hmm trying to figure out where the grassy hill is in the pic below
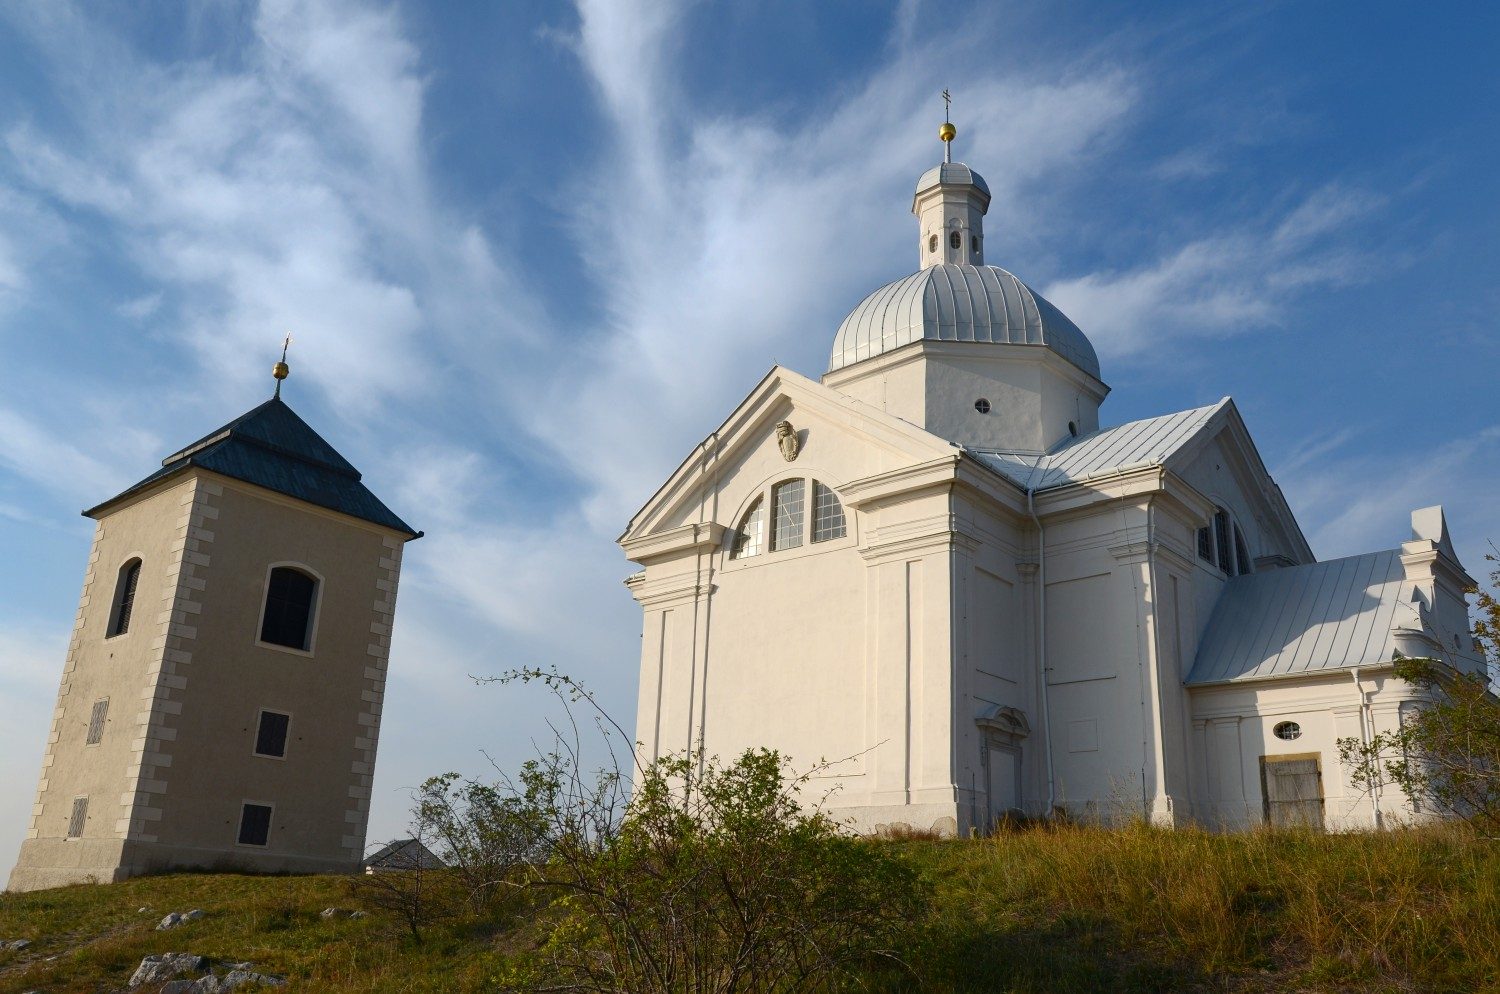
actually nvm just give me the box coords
[1,821,1496,993]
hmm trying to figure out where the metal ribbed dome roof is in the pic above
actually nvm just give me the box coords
[915,162,991,199]
[828,264,1101,378]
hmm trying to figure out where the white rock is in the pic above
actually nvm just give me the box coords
[128,952,210,988]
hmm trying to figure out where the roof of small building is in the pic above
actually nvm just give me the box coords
[364,838,445,870]
[969,399,1227,492]
[1186,550,1405,686]
[84,397,418,537]
[828,264,1100,378]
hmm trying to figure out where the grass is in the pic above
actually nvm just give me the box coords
[1,822,1495,993]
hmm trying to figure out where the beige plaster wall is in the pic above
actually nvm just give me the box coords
[9,478,194,891]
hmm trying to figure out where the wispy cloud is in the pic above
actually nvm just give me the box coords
[1044,183,1388,360]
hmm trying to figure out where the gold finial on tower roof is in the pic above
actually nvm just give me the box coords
[939,89,955,162]
[273,334,292,398]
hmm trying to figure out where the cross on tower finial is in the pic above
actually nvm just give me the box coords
[939,89,956,163]
[273,334,292,398]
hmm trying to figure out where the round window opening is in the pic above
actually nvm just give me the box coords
[928,234,938,253]
[971,235,980,253]
[1068,421,1078,437]
[949,231,962,250]
[974,398,991,414]
[1273,721,1302,741]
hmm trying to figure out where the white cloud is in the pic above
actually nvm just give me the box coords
[1277,424,1500,571]
[1043,183,1387,360]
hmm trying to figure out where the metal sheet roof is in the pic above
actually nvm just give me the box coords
[829,264,1100,378]
[1186,550,1404,685]
[914,162,992,199]
[970,399,1226,492]
[86,397,418,537]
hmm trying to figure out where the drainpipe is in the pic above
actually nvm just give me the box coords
[1351,666,1381,829]
[1026,481,1057,817]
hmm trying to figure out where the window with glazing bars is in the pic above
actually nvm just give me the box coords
[730,498,764,559]
[108,559,141,637]
[811,482,846,542]
[86,698,109,745]
[67,796,88,838]
[1196,527,1213,563]
[771,479,805,551]
[1213,510,1232,574]
[1233,524,1251,576]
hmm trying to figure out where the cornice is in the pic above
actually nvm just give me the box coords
[839,455,963,510]
[630,568,716,608]
[621,521,727,564]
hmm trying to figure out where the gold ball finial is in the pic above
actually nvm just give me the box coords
[272,334,292,398]
[939,121,956,143]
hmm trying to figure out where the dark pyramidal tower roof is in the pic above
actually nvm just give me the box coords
[86,397,418,537]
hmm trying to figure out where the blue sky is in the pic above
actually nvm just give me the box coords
[1,0,1496,864]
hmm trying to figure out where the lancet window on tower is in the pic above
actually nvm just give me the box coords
[107,558,142,638]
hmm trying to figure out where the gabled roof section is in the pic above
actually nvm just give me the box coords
[85,397,418,538]
[969,400,1228,492]
[622,365,957,544]
[1186,550,1404,685]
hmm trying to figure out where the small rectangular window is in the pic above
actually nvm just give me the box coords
[1196,526,1213,563]
[238,803,272,846]
[770,479,805,551]
[86,698,110,745]
[68,796,89,838]
[254,710,290,758]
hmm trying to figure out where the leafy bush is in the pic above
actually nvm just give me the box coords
[519,748,927,993]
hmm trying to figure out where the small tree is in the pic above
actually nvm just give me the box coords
[526,748,927,994]
[417,769,553,913]
[1339,552,1500,830]
[352,796,452,942]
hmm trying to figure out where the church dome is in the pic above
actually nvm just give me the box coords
[828,263,1101,378]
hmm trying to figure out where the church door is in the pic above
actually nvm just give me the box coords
[986,744,1020,829]
[1260,755,1324,829]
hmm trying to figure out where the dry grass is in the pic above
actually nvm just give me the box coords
[890,819,1500,993]
[0,822,1495,993]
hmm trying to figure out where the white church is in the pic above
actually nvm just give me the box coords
[619,121,1486,835]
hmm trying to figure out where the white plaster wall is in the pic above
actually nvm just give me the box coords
[1189,670,1427,830]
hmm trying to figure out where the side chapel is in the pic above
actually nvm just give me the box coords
[619,119,1485,835]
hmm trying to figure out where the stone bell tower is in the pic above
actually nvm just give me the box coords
[8,355,420,892]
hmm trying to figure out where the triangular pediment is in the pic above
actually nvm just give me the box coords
[620,365,957,548]
[1165,399,1313,565]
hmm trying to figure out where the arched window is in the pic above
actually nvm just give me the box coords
[1198,508,1251,576]
[811,481,846,542]
[1234,524,1252,576]
[260,566,318,651]
[107,558,142,638]
[770,479,805,551]
[730,497,765,560]
[948,230,962,250]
